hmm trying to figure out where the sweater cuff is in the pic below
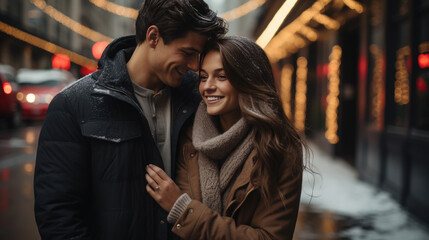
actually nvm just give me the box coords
[167,193,192,223]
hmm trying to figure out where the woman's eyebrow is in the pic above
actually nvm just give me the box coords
[199,68,224,73]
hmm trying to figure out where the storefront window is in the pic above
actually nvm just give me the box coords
[390,20,411,127]
[367,44,385,129]
[365,0,386,131]
[415,10,429,130]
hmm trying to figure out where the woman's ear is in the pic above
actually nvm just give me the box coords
[146,25,160,48]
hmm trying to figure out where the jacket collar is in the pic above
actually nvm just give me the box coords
[92,35,136,96]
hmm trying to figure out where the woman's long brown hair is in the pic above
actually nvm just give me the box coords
[201,36,306,203]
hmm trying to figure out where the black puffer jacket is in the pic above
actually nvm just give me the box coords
[34,36,201,240]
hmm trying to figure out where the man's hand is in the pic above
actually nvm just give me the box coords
[145,164,183,212]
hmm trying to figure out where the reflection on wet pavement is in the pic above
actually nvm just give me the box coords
[294,144,429,240]
[294,204,429,240]
[294,204,380,240]
[0,162,39,240]
[0,124,41,240]
[0,124,41,159]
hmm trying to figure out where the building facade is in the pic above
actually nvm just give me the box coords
[0,0,138,77]
[254,0,429,225]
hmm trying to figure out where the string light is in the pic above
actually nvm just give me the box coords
[325,45,342,144]
[89,0,267,22]
[0,21,97,67]
[297,24,318,42]
[262,0,364,63]
[88,0,138,19]
[30,0,113,42]
[313,13,340,30]
[369,44,384,129]
[280,64,294,119]
[295,57,308,132]
[343,0,364,13]
[256,0,299,48]
[263,0,332,62]
[220,0,266,22]
[394,46,411,105]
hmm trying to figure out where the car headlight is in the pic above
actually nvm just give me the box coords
[26,93,36,103]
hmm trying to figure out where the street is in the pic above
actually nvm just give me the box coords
[0,121,40,240]
[0,122,428,240]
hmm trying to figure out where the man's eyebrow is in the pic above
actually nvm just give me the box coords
[181,47,200,53]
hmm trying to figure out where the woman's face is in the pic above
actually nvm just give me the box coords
[199,51,240,119]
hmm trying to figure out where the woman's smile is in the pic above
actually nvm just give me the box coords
[206,96,224,104]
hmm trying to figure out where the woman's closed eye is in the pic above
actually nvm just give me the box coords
[199,75,208,82]
[217,75,227,80]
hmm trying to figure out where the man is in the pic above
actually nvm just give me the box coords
[34,0,227,239]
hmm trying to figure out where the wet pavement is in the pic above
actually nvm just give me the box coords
[0,122,428,239]
[294,144,429,240]
[0,122,40,240]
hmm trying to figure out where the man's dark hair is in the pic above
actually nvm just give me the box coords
[135,0,227,44]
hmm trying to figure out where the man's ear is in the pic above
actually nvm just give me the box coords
[146,25,160,48]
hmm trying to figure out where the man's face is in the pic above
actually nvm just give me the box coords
[151,31,208,88]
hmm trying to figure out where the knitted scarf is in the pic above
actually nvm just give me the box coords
[192,103,254,213]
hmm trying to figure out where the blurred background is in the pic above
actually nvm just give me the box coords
[0,0,429,239]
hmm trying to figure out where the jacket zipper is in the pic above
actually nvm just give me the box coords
[230,187,256,219]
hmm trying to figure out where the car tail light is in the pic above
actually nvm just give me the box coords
[2,82,12,94]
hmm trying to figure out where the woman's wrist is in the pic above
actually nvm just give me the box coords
[167,193,192,223]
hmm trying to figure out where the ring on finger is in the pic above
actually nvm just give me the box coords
[155,185,160,191]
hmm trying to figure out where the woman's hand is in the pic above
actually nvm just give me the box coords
[145,164,183,212]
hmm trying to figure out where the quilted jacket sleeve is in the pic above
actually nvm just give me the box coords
[34,91,92,240]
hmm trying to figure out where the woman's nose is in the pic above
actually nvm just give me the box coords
[202,78,216,91]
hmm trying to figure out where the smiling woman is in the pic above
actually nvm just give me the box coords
[146,36,307,240]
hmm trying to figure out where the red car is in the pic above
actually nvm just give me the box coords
[17,69,75,121]
[0,64,21,127]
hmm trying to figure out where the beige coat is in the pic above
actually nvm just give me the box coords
[172,127,303,240]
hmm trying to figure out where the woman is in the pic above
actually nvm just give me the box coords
[145,36,305,239]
